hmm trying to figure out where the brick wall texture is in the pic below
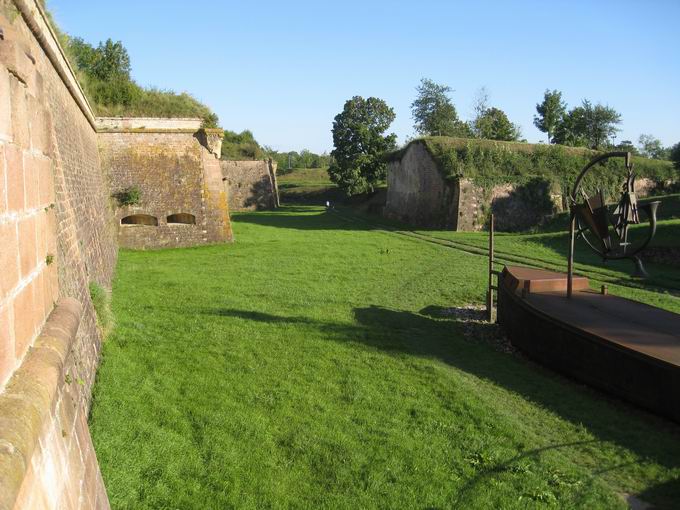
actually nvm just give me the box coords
[99,128,233,249]
[1,1,116,508]
[221,159,279,211]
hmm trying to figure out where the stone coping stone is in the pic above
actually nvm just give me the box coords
[0,297,81,510]
[95,117,203,131]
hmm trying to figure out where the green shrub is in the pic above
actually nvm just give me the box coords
[113,186,141,207]
[89,282,114,339]
[221,130,266,160]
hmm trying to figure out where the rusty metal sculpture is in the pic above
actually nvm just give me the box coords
[567,151,660,297]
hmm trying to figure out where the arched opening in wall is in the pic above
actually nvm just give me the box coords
[121,214,159,226]
[167,213,196,225]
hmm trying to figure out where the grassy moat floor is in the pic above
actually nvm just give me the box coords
[90,205,680,509]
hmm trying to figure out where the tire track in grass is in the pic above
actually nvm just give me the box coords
[330,208,680,306]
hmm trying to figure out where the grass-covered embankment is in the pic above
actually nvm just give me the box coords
[90,206,680,509]
[388,137,677,198]
[277,167,341,203]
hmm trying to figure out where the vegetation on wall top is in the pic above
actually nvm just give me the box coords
[388,136,677,198]
[63,36,218,127]
[220,130,333,170]
[40,2,218,127]
[221,130,267,160]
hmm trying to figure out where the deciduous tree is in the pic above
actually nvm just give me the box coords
[670,142,680,170]
[329,96,397,195]
[411,78,468,137]
[582,100,621,149]
[533,89,566,143]
[638,134,669,160]
[474,107,521,141]
[554,100,621,149]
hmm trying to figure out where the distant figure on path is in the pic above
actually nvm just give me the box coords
[326,200,331,209]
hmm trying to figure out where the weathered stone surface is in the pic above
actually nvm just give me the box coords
[0,144,7,214]
[5,142,24,211]
[384,142,459,229]
[95,116,201,131]
[0,304,15,384]
[0,220,20,296]
[99,124,233,249]
[1,1,114,507]
[221,159,279,210]
[384,142,560,231]
[17,214,36,278]
[0,65,11,141]
[0,298,110,510]
[384,141,662,232]
[8,73,30,149]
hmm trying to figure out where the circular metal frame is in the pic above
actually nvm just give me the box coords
[567,151,660,296]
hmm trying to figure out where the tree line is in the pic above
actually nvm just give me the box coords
[328,78,680,196]
[533,89,675,158]
[220,130,332,169]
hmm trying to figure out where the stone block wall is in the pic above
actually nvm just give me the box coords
[0,1,116,508]
[1,299,109,510]
[384,142,460,229]
[385,142,565,232]
[221,159,279,210]
[98,119,232,250]
[385,141,661,232]
[456,179,564,232]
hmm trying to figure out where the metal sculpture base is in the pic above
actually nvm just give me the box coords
[498,265,680,423]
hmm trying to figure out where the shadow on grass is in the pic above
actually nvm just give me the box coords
[201,304,680,505]
[233,208,680,300]
[638,478,680,508]
[233,208,375,232]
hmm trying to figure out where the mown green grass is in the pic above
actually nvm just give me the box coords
[277,167,341,204]
[90,206,680,509]
[403,218,680,313]
[277,167,333,187]
[534,193,680,236]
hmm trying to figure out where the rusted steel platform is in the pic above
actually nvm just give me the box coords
[498,265,680,423]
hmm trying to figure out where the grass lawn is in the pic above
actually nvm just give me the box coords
[90,206,680,509]
[403,220,680,313]
[277,167,340,203]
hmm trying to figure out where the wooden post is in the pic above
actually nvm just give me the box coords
[487,214,495,322]
[521,280,530,299]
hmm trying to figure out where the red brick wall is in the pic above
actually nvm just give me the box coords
[1,3,59,389]
[0,1,116,508]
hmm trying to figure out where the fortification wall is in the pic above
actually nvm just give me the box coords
[0,1,115,508]
[384,142,460,229]
[385,144,563,232]
[221,159,279,210]
[385,141,662,232]
[385,142,564,231]
[98,120,233,249]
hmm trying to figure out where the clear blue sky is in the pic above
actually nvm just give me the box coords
[48,0,679,154]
